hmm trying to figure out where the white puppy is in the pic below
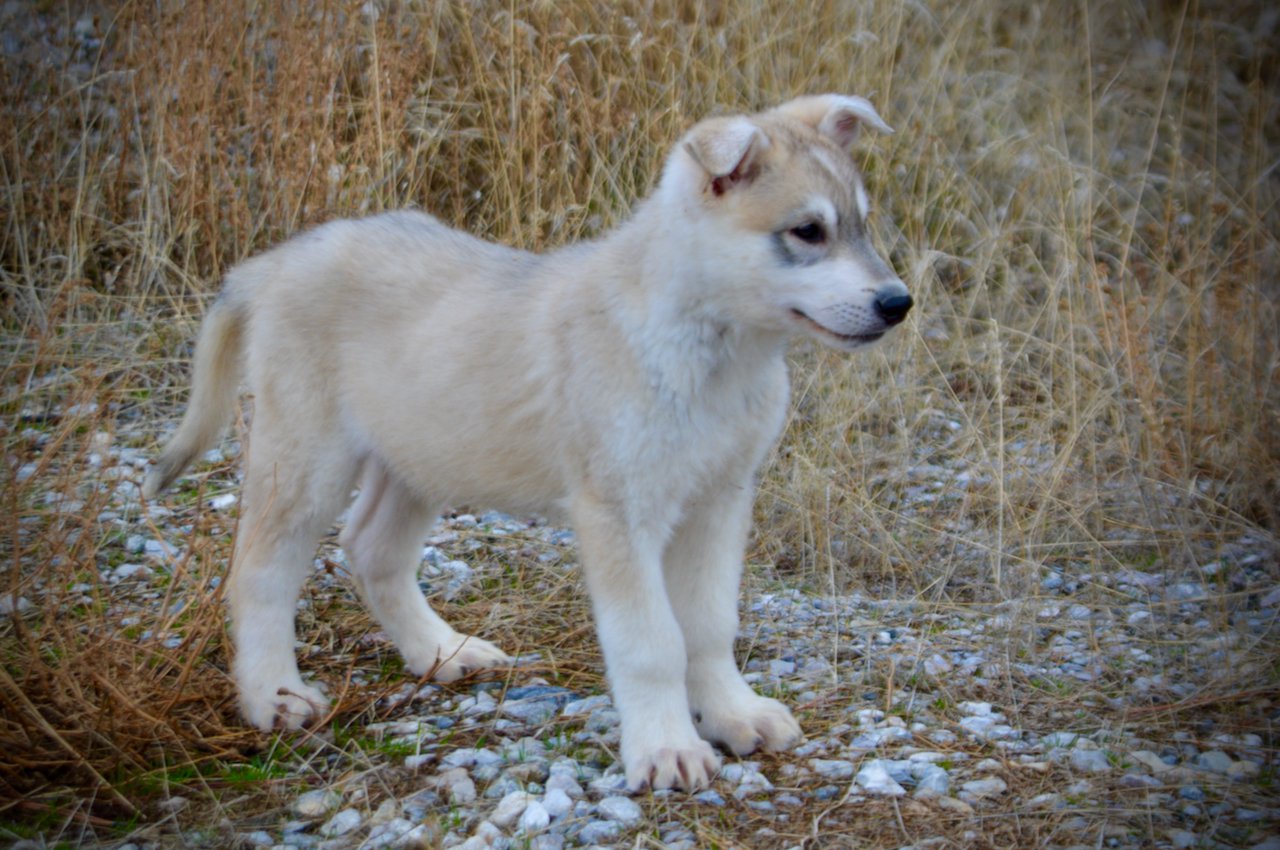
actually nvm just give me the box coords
[146,94,912,791]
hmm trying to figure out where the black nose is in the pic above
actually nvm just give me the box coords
[874,293,913,326]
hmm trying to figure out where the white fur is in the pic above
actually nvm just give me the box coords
[146,94,909,792]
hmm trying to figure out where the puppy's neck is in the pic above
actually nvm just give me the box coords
[603,199,786,401]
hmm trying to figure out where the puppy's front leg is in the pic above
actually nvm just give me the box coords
[666,483,802,756]
[571,490,721,792]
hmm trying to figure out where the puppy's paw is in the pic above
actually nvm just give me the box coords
[413,632,512,682]
[624,738,722,792]
[694,694,801,756]
[241,678,329,731]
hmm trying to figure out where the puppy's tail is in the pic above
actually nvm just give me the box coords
[144,293,247,499]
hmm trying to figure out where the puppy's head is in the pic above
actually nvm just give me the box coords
[662,94,911,350]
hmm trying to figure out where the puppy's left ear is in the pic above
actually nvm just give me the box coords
[771,94,893,148]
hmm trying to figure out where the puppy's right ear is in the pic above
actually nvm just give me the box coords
[682,116,769,196]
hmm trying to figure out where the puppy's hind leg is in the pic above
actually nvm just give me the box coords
[341,459,512,681]
[228,419,359,731]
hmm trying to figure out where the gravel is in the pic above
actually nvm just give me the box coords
[9,411,1280,849]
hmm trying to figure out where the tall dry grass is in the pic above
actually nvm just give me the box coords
[2,0,1277,835]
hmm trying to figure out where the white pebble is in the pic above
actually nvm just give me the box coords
[960,776,1008,799]
[518,800,550,832]
[490,791,533,828]
[542,787,573,819]
[0,594,32,616]
[1069,749,1113,773]
[293,789,341,818]
[913,765,950,798]
[854,760,906,797]
[597,795,642,824]
[319,808,362,837]
[545,771,584,799]
[1195,750,1234,774]
[923,653,952,675]
[207,492,237,510]
[810,758,855,779]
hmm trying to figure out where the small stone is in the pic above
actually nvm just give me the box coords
[928,729,957,745]
[113,563,152,580]
[1127,610,1152,626]
[1168,830,1198,849]
[437,767,477,805]
[155,796,187,813]
[960,777,1008,799]
[1227,759,1261,781]
[546,772,584,799]
[587,772,629,796]
[854,708,885,727]
[854,760,906,797]
[935,796,974,815]
[810,758,855,780]
[490,790,533,828]
[1070,749,1113,773]
[578,820,622,844]
[530,835,565,850]
[923,653,952,676]
[1128,750,1173,774]
[207,492,237,510]
[543,787,573,819]
[367,818,414,847]
[501,698,561,724]
[767,658,797,678]
[513,800,548,832]
[294,789,341,818]
[913,765,950,798]
[370,798,400,826]
[1195,750,1234,774]
[0,594,32,616]
[585,707,621,733]
[441,746,502,769]
[1041,731,1080,749]
[143,538,175,559]
[694,789,726,806]
[959,715,998,737]
[597,795,642,824]
[1028,792,1062,809]
[456,821,503,850]
[320,808,363,838]
[503,761,550,784]
[562,695,611,715]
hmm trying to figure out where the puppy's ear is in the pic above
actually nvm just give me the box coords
[682,116,769,196]
[771,94,893,148]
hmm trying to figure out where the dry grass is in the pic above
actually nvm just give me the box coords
[2,0,1277,846]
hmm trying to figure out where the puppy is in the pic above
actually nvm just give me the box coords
[146,94,912,791]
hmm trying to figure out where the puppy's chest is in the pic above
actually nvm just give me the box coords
[639,368,787,474]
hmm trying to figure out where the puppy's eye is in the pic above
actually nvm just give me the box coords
[789,222,826,244]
